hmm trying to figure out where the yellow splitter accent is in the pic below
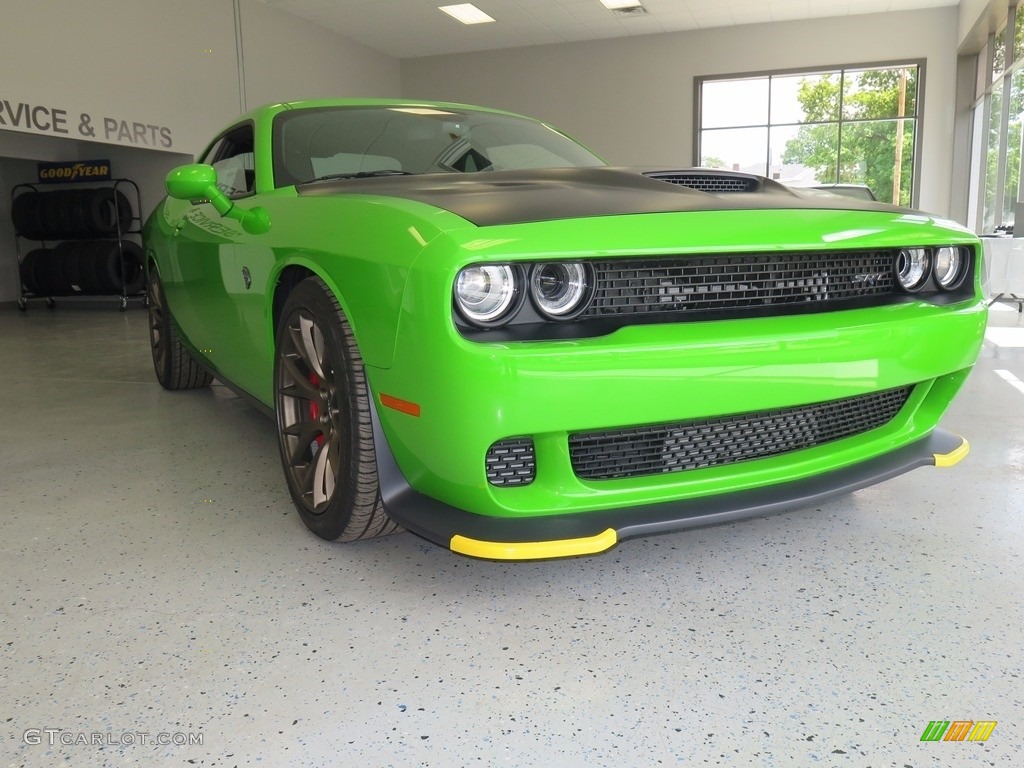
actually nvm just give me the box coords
[451,528,618,560]
[933,435,970,467]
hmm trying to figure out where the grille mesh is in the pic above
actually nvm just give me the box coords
[583,252,895,318]
[486,438,536,486]
[569,387,912,481]
[644,172,760,193]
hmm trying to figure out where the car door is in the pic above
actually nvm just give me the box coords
[165,124,261,391]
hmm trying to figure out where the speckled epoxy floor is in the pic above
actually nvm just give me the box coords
[0,302,1021,768]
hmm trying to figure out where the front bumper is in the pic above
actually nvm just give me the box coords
[366,298,984,517]
[372,399,968,560]
[354,209,985,558]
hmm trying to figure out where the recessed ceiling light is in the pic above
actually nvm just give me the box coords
[599,0,643,10]
[439,3,495,25]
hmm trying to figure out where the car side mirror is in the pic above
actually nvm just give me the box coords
[165,163,270,235]
[166,163,218,201]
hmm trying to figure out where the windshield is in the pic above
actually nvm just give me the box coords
[272,106,605,187]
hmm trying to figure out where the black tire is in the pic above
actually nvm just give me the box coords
[37,191,60,238]
[40,190,76,239]
[67,189,94,238]
[20,249,48,294]
[12,191,43,239]
[274,276,398,542]
[45,242,76,294]
[86,188,132,237]
[148,266,214,390]
[120,242,145,295]
[92,241,123,294]
[52,243,82,294]
[59,241,86,293]
[90,240,143,295]
[75,241,103,294]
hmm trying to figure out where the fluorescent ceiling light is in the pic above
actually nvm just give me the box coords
[439,4,495,24]
[599,0,643,9]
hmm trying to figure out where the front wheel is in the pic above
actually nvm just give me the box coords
[274,276,399,542]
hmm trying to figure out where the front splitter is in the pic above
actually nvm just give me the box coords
[371,403,967,560]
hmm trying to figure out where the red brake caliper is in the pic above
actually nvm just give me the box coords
[308,372,326,447]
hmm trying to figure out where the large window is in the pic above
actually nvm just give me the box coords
[968,3,1024,233]
[697,62,922,206]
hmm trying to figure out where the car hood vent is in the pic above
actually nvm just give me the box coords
[644,170,763,194]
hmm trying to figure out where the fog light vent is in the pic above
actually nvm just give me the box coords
[485,438,536,486]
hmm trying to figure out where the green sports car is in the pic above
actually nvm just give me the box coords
[143,98,986,560]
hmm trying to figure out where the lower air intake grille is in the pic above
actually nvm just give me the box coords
[569,387,912,481]
[486,438,536,486]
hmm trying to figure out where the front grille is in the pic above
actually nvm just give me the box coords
[569,387,912,481]
[486,438,536,486]
[582,251,895,318]
[644,171,761,193]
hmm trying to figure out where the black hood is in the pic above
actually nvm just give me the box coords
[297,167,904,227]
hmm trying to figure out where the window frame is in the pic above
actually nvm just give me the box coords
[694,59,926,207]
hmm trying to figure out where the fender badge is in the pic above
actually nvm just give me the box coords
[242,266,252,290]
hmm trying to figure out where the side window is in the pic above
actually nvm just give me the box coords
[208,125,256,198]
[199,138,225,166]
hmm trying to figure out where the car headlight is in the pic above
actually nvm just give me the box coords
[530,262,593,319]
[895,248,930,292]
[454,264,518,324]
[934,246,967,290]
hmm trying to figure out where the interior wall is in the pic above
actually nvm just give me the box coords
[959,0,1004,49]
[401,7,959,218]
[0,0,400,304]
[1,0,400,157]
[0,158,42,303]
[0,0,238,158]
[239,0,400,108]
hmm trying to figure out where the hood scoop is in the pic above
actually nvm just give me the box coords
[644,170,763,194]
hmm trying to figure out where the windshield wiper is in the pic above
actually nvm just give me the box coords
[311,170,415,182]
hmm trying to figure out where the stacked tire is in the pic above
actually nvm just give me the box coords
[12,188,133,239]
[19,241,145,296]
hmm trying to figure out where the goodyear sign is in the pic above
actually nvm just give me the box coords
[37,160,112,184]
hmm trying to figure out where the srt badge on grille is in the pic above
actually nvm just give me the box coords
[853,271,887,288]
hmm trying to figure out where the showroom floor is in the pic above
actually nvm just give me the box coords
[1,300,1021,768]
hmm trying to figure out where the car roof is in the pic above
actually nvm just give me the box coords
[235,98,535,125]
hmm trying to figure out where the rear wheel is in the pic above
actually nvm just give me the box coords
[274,276,398,542]
[148,266,213,390]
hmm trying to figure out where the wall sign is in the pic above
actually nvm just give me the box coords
[0,98,175,150]
[37,159,112,184]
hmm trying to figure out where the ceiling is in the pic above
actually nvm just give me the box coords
[254,0,959,59]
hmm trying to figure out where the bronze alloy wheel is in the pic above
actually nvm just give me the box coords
[148,273,168,379]
[276,308,345,514]
[147,267,212,391]
[273,276,397,541]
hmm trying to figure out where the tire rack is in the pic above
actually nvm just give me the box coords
[11,178,144,312]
